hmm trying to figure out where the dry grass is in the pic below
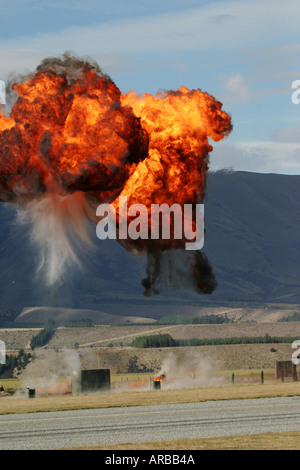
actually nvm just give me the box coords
[70,431,300,450]
[3,321,300,351]
[48,322,300,349]
[0,378,21,391]
[2,381,300,415]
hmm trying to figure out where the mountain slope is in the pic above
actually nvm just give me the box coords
[0,171,298,320]
[203,171,300,303]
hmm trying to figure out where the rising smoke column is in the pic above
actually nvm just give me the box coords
[0,53,232,294]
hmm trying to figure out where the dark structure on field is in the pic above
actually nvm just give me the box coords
[276,361,297,381]
[72,369,111,394]
[151,380,161,390]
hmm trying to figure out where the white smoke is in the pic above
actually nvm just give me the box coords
[16,192,95,285]
[154,350,224,390]
[19,348,81,393]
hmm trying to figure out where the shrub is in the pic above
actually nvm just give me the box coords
[131,334,176,348]
[0,349,31,377]
[131,333,298,348]
[30,322,56,350]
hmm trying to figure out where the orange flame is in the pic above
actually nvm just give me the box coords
[154,374,165,382]
[0,63,148,204]
[35,378,72,396]
[0,53,232,295]
[113,86,232,249]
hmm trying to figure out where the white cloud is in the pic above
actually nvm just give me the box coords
[210,140,300,175]
[271,126,300,143]
[223,73,252,103]
[0,50,46,79]
[0,0,298,57]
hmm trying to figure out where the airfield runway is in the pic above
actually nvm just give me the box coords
[1,396,300,450]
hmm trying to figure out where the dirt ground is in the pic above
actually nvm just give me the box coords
[76,342,293,374]
[1,321,299,375]
[3,320,300,350]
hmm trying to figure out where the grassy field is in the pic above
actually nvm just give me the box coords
[0,378,21,392]
[0,368,280,398]
[1,380,300,415]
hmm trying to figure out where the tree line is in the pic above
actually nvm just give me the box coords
[30,320,56,350]
[131,333,299,348]
[0,349,31,377]
[155,314,231,325]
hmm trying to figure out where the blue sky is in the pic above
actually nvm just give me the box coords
[0,0,299,174]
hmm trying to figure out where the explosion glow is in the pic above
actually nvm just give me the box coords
[0,53,232,296]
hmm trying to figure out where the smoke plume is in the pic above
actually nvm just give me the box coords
[20,348,81,395]
[155,350,224,390]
